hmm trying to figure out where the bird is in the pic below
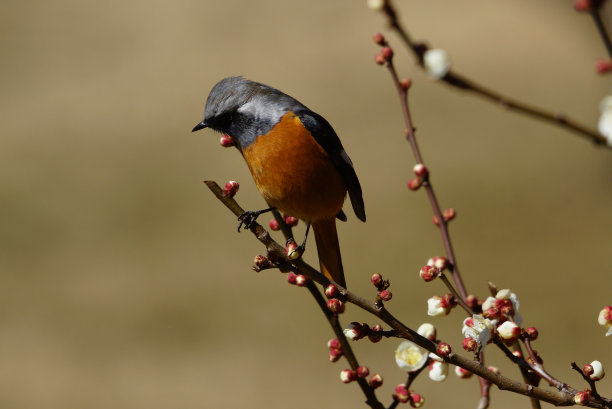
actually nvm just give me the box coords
[192,76,365,288]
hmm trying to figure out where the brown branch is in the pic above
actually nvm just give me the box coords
[203,180,599,407]
[379,0,608,146]
[590,1,612,60]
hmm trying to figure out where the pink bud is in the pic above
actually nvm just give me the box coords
[524,326,538,341]
[596,59,612,74]
[329,353,341,362]
[285,240,302,260]
[287,272,297,285]
[462,337,477,352]
[573,0,592,12]
[400,78,412,91]
[374,53,386,65]
[427,256,449,270]
[219,134,235,147]
[325,284,339,299]
[381,46,394,60]
[574,390,591,405]
[409,391,425,408]
[379,289,392,302]
[372,32,386,45]
[583,364,594,377]
[269,218,280,231]
[340,369,357,383]
[329,347,343,358]
[253,254,270,270]
[413,163,428,178]
[436,342,452,358]
[283,214,298,227]
[432,215,440,226]
[368,325,383,343]
[327,298,345,313]
[222,180,239,198]
[482,306,500,320]
[455,366,472,379]
[488,366,500,375]
[357,366,370,378]
[370,273,383,287]
[512,350,523,359]
[395,384,410,401]
[369,373,383,389]
[419,265,438,282]
[407,177,423,190]
[328,338,342,350]
[295,274,307,287]
[466,295,478,309]
[442,208,456,221]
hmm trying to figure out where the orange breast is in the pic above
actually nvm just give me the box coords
[242,112,346,222]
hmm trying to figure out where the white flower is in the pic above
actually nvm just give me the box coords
[428,360,448,382]
[497,321,520,342]
[343,322,361,340]
[482,296,496,311]
[589,360,605,381]
[417,323,436,341]
[367,0,385,11]
[428,352,442,362]
[454,366,472,379]
[598,96,612,146]
[395,341,428,372]
[462,315,494,345]
[598,306,612,336]
[423,49,451,79]
[427,296,450,317]
[496,289,520,313]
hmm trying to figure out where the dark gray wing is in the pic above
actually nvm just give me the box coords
[296,110,366,222]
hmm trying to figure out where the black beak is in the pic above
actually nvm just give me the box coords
[192,120,208,132]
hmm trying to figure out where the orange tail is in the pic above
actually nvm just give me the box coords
[312,217,345,288]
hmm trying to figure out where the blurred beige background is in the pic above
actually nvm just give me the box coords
[1,0,611,408]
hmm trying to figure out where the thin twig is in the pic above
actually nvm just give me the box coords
[590,3,612,59]
[204,180,597,407]
[378,0,607,146]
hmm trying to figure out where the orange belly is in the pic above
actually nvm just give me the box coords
[241,112,346,222]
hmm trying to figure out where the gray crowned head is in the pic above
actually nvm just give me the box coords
[192,77,307,148]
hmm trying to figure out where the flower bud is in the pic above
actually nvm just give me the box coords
[455,366,472,379]
[367,0,386,11]
[327,298,345,313]
[379,289,392,302]
[466,294,478,309]
[424,49,451,79]
[586,361,605,381]
[329,353,342,362]
[512,350,523,359]
[219,134,235,147]
[381,46,394,60]
[287,272,297,285]
[253,254,270,270]
[419,265,438,282]
[344,322,367,341]
[482,306,500,320]
[487,366,500,375]
[370,273,383,288]
[407,177,423,190]
[436,342,452,358]
[523,326,538,341]
[368,325,383,343]
[598,306,612,336]
[395,384,410,402]
[413,163,428,178]
[268,218,280,231]
[596,59,612,74]
[357,366,370,378]
[325,284,339,299]
[285,240,302,260]
[573,390,591,405]
[462,337,478,352]
[294,274,307,287]
[432,215,440,226]
[573,0,592,12]
[369,373,383,389]
[497,321,520,343]
[222,180,239,197]
[427,256,449,271]
[428,361,448,382]
[283,214,298,227]
[372,32,385,45]
[328,338,342,350]
[374,53,386,65]
[400,78,412,91]
[417,323,436,341]
[427,295,451,317]
[442,208,456,221]
[409,392,425,408]
[340,369,357,383]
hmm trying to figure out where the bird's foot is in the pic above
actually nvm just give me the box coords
[237,207,275,232]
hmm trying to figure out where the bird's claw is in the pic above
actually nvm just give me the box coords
[237,211,259,232]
